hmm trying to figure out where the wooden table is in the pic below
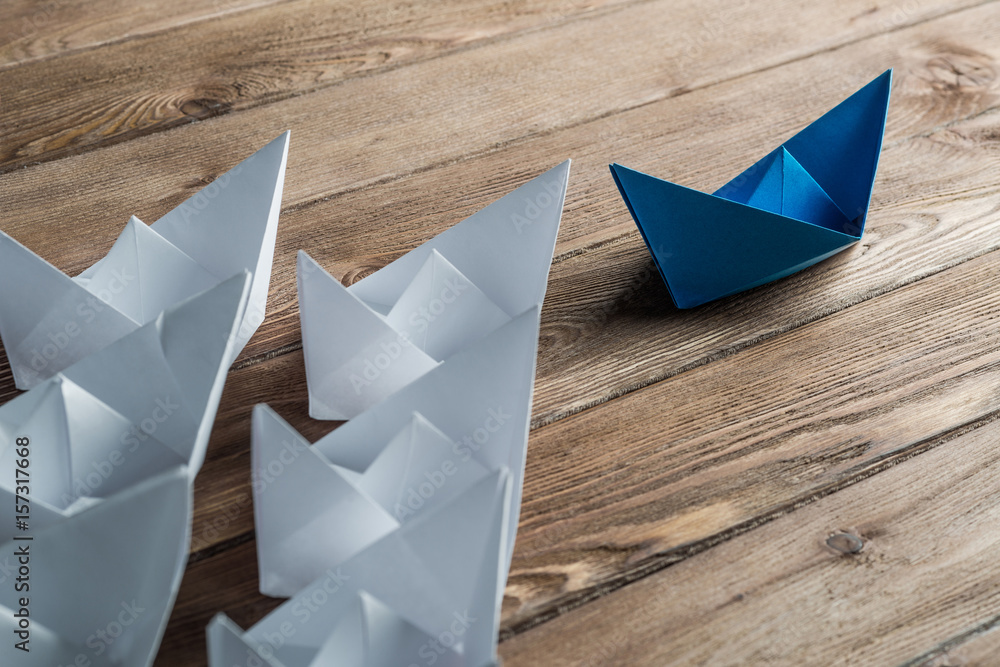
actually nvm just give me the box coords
[3,0,1000,664]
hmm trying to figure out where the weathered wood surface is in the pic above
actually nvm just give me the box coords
[0,0,639,171]
[0,0,998,665]
[154,206,1000,660]
[0,0,286,66]
[499,417,1000,666]
[910,623,1000,666]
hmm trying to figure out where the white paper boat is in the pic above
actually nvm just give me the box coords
[0,466,192,667]
[298,160,569,420]
[253,307,540,597]
[208,468,511,667]
[0,271,251,500]
[0,271,251,665]
[0,132,289,390]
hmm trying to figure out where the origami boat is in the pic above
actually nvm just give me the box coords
[252,307,539,597]
[610,70,892,308]
[208,469,510,667]
[0,467,191,667]
[0,272,251,495]
[298,160,569,420]
[0,271,250,666]
[0,132,289,390]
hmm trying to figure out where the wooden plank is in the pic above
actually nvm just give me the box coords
[158,243,1000,663]
[498,247,1000,632]
[177,92,1000,554]
[0,0,285,66]
[2,5,999,548]
[906,622,1000,666]
[1,1,996,418]
[0,0,636,171]
[498,417,1000,666]
[166,220,1000,658]
[0,0,986,219]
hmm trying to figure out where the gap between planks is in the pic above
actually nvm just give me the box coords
[498,416,1000,665]
[0,0,988,181]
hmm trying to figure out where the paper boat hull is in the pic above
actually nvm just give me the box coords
[611,70,891,308]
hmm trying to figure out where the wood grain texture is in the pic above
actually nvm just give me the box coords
[24,72,985,591]
[1,0,989,215]
[0,0,286,66]
[166,233,1000,658]
[1,2,997,411]
[171,97,1000,565]
[17,3,992,557]
[498,417,1000,666]
[1,0,999,665]
[909,623,1000,666]
[0,0,635,171]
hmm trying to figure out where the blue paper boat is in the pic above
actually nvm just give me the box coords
[610,70,892,308]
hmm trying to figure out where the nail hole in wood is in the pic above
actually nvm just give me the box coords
[826,531,864,554]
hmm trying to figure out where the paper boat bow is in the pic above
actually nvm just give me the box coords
[252,307,540,598]
[0,132,289,390]
[610,70,892,308]
[0,467,192,667]
[298,160,569,420]
[209,469,511,667]
[0,272,251,665]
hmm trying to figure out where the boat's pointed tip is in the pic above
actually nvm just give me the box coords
[252,402,278,421]
[541,158,572,183]
[861,68,893,101]
[876,67,893,89]
[296,249,326,276]
[255,130,290,162]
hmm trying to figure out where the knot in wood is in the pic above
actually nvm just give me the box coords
[826,531,864,554]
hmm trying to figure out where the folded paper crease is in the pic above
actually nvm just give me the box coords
[610,70,891,308]
[299,160,569,420]
[0,132,289,389]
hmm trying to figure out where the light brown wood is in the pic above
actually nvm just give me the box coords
[5,3,994,553]
[170,90,1000,563]
[499,416,1000,666]
[909,623,1000,666]
[0,0,636,171]
[169,233,1000,652]
[2,2,997,411]
[0,0,986,230]
[1,0,998,665]
[0,0,286,66]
